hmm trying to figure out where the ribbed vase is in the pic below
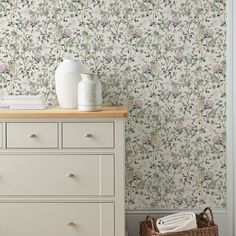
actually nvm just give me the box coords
[78,73,102,111]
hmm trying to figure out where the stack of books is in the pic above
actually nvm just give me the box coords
[0,95,48,110]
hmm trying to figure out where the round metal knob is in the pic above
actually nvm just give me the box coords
[85,133,92,138]
[66,173,75,178]
[67,222,76,227]
[29,134,37,138]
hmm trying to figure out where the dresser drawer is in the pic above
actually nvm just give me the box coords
[62,122,114,148]
[0,202,114,236]
[6,123,58,149]
[0,155,114,196]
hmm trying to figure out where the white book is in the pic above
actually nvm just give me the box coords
[2,95,44,100]
[0,104,48,110]
[1,99,46,105]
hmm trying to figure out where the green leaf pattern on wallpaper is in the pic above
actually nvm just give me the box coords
[0,0,226,209]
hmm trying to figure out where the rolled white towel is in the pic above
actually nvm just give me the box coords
[156,212,197,233]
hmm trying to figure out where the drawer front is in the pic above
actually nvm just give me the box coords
[6,123,58,149]
[0,155,114,196]
[0,203,114,236]
[62,122,114,148]
[0,123,2,148]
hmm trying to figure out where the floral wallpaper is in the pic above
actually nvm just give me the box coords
[0,0,226,209]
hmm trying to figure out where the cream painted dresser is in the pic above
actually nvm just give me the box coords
[0,106,127,236]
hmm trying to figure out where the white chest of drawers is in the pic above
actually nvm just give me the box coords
[0,106,127,236]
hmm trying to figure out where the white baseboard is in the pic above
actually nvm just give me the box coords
[125,209,227,236]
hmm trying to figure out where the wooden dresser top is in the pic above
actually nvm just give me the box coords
[0,106,128,119]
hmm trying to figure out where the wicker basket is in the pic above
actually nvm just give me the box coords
[140,207,218,236]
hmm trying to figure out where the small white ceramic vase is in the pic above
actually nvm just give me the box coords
[78,73,102,111]
[55,59,89,108]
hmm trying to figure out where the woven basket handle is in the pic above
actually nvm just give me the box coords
[199,207,215,227]
[202,207,214,222]
[145,216,158,232]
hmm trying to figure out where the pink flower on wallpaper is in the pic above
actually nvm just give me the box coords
[135,170,144,179]
[171,159,180,168]
[34,52,43,61]
[175,52,184,62]
[175,122,184,132]
[141,63,151,73]
[171,87,180,97]
[100,16,109,26]
[0,64,9,73]
[134,99,143,109]
[29,15,38,27]
[175,194,184,203]
[204,170,214,179]
[63,27,72,38]
[212,135,222,144]
[205,99,215,109]
[212,63,221,73]
[205,28,215,38]
[134,28,143,38]
[172,16,180,27]
[103,52,113,62]
[142,135,151,144]
[29,87,38,95]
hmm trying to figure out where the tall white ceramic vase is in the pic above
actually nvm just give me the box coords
[55,59,89,108]
[78,73,102,111]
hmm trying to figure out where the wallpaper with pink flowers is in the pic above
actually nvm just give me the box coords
[0,0,226,209]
